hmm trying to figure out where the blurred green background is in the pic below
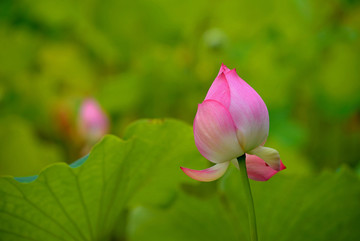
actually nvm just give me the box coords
[0,0,359,177]
[0,1,360,241]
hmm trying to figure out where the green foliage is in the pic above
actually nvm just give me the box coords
[1,120,359,241]
[128,194,240,241]
[129,165,360,241]
[0,120,205,241]
[0,116,63,176]
[222,167,360,241]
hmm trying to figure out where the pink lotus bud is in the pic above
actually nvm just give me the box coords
[79,98,109,142]
[181,64,285,182]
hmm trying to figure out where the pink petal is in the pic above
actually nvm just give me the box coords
[246,154,286,181]
[231,155,286,181]
[224,69,269,152]
[79,98,109,140]
[194,100,244,163]
[204,64,232,108]
[181,162,230,182]
[217,63,231,77]
[248,146,281,171]
[204,72,230,108]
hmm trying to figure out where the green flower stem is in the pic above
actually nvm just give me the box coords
[237,155,258,241]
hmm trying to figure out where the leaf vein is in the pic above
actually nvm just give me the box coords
[4,179,80,241]
[0,210,67,241]
[0,229,39,241]
[73,172,94,241]
[43,176,89,241]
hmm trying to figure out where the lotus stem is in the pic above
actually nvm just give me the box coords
[237,154,258,241]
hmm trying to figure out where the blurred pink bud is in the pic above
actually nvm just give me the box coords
[181,64,285,182]
[79,98,109,142]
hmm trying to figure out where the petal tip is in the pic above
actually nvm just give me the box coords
[221,63,228,68]
[218,63,231,76]
[280,161,286,170]
[227,68,238,77]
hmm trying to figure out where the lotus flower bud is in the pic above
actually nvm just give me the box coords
[181,64,285,182]
[79,98,109,142]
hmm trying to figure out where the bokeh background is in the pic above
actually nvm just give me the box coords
[1,1,360,241]
[0,0,359,184]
